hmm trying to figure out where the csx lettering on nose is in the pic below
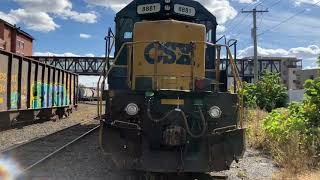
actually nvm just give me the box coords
[144,42,192,65]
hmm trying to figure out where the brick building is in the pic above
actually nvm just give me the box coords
[0,18,34,56]
[296,69,320,89]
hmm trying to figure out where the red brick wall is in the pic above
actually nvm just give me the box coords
[16,33,33,56]
[0,23,33,56]
[3,26,11,52]
[0,22,4,50]
[0,22,4,39]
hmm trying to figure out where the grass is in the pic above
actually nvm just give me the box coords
[245,108,319,179]
[273,170,320,180]
[245,109,268,149]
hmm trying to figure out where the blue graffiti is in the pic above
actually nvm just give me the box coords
[144,42,193,65]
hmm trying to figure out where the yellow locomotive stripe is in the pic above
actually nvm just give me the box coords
[161,99,184,105]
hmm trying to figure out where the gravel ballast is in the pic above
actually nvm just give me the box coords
[25,131,278,180]
[0,104,98,151]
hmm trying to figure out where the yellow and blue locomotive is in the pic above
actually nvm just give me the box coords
[98,0,245,178]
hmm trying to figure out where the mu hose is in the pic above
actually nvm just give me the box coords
[147,100,207,138]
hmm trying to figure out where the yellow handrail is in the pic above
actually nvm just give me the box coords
[97,40,244,128]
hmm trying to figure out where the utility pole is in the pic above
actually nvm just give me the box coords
[242,8,268,82]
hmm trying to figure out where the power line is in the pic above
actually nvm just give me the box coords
[225,0,260,28]
[258,0,320,36]
[255,0,268,8]
[227,13,250,34]
[267,0,282,9]
[242,8,269,82]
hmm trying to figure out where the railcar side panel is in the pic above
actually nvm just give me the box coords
[10,56,19,110]
[0,49,78,129]
[0,53,8,111]
[21,60,29,109]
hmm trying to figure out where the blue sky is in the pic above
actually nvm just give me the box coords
[0,0,319,86]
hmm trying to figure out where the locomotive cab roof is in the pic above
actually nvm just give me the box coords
[116,0,217,26]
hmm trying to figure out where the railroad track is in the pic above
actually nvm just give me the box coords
[0,121,100,178]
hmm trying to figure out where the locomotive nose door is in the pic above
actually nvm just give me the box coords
[132,20,206,91]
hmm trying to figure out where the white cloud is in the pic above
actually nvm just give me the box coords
[58,10,97,23]
[10,9,60,32]
[15,0,98,23]
[0,0,98,32]
[33,52,80,57]
[238,45,320,68]
[295,0,320,6]
[217,25,226,33]
[198,0,237,25]
[0,11,18,24]
[238,0,255,4]
[85,0,131,12]
[239,45,320,58]
[80,33,92,39]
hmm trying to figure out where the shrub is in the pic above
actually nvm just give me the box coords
[261,78,320,171]
[242,72,288,112]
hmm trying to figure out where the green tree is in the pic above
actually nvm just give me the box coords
[243,72,288,112]
[262,78,320,167]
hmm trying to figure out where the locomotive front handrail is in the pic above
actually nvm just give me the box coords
[98,40,244,128]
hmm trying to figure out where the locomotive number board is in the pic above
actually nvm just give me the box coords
[137,3,196,17]
[137,3,161,14]
[174,4,196,16]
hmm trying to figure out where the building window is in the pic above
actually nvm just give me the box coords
[310,75,314,80]
[16,40,25,49]
[0,39,5,50]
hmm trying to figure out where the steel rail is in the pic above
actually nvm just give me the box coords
[21,125,100,174]
[0,121,92,154]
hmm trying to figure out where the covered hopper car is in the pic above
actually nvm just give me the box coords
[78,87,99,101]
[98,0,245,179]
[0,49,78,129]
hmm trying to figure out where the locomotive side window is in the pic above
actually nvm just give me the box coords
[206,29,212,42]
[124,32,133,39]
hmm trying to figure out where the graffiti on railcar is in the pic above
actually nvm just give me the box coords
[29,82,70,109]
[53,84,69,106]
[10,74,18,109]
[30,82,42,109]
[48,84,53,107]
[0,72,7,110]
[42,83,49,108]
[21,87,27,108]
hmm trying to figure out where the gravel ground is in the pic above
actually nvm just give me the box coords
[0,102,278,179]
[221,149,278,180]
[24,130,111,180]
[0,103,98,152]
[25,130,278,180]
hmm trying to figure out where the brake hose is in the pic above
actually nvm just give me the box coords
[147,100,207,138]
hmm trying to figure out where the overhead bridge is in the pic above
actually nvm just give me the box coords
[31,56,112,76]
[31,56,283,82]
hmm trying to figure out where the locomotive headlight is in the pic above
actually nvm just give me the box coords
[208,106,222,118]
[125,103,139,116]
[164,0,171,3]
